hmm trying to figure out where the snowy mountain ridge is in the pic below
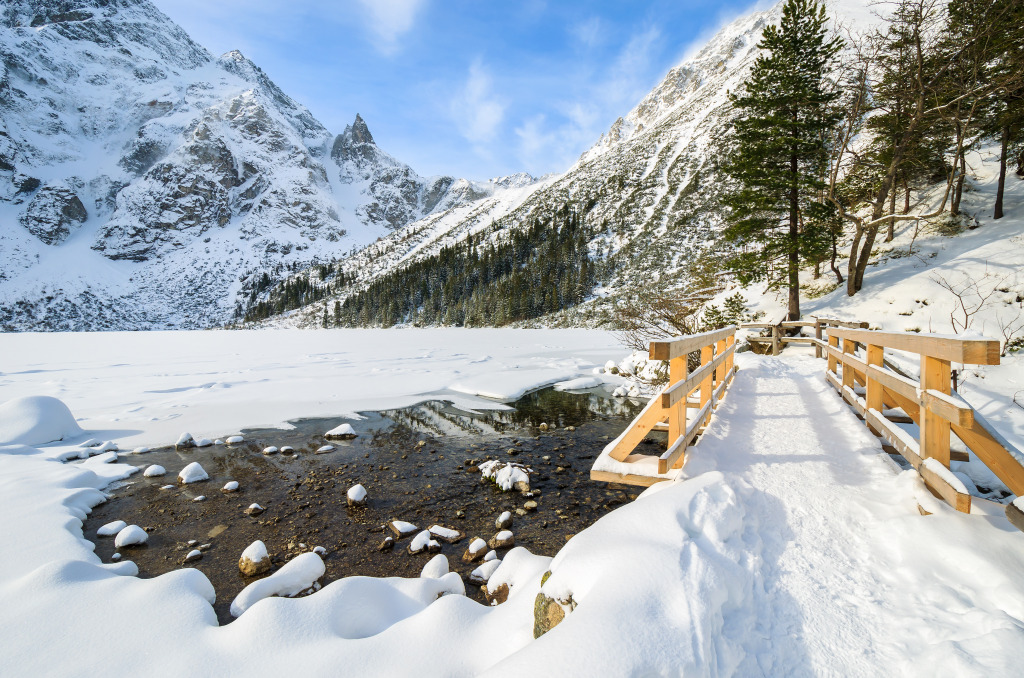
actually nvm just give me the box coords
[0,0,523,329]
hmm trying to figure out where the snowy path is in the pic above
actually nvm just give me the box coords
[686,352,1024,675]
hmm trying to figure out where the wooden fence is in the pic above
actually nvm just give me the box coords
[590,326,738,487]
[743,317,868,356]
[815,327,1024,528]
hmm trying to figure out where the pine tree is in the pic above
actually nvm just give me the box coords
[722,0,842,320]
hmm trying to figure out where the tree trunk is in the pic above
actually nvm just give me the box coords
[885,185,897,241]
[995,124,1009,219]
[789,153,800,320]
[952,150,965,216]
[903,177,910,213]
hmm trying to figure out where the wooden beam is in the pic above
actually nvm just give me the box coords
[606,394,667,461]
[661,346,732,408]
[865,345,884,434]
[951,417,1024,496]
[649,326,737,361]
[1006,501,1024,533]
[591,466,669,487]
[667,356,687,448]
[658,400,711,473]
[700,344,713,424]
[866,409,971,513]
[920,355,951,467]
[830,328,1000,365]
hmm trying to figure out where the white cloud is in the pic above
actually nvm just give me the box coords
[354,0,428,54]
[452,60,506,149]
[570,17,604,49]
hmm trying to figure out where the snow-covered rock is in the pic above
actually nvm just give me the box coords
[245,503,265,516]
[175,432,195,448]
[420,554,449,579]
[143,465,165,478]
[325,423,357,440]
[462,537,488,563]
[495,511,513,530]
[316,444,335,453]
[225,436,244,444]
[238,540,271,577]
[347,484,367,507]
[389,520,417,537]
[114,525,148,548]
[0,396,83,446]
[177,462,208,484]
[96,520,127,537]
[469,559,502,585]
[262,446,278,455]
[408,530,441,555]
[230,552,325,617]
[222,481,239,492]
[479,461,531,493]
[184,549,203,563]
[427,525,464,544]
[195,438,212,447]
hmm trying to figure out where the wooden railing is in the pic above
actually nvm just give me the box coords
[743,317,868,356]
[818,327,1024,523]
[591,326,738,486]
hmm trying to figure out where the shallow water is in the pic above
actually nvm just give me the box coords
[84,388,656,624]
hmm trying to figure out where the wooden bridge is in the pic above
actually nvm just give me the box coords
[591,320,1024,532]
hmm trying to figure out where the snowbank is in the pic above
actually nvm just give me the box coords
[0,396,83,446]
[230,552,326,617]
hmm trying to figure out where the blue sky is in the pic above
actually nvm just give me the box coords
[155,0,763,180]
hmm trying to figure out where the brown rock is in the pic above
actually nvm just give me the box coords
[485,583,510,605]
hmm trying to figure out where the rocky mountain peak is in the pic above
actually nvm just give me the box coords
[350,114,374,145]
[332,114,378,164]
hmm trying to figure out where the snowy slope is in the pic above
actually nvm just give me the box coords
[0,0,519,330]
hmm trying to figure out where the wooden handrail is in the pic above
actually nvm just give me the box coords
[830,328,1000,365]
[650,326,737,361]
[820,325,1024,524]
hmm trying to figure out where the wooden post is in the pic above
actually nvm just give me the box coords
[814,319,823,359]
[667,356,687,447]
[842,338,856,390]
[865,344,884,433]
[828,334,839,375]
[772,325,781,356]
[920,355,952,467]
[714,338,727,402]
[700,344,713,426]
[725,334,735,373]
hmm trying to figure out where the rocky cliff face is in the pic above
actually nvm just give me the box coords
[0,0,500,330]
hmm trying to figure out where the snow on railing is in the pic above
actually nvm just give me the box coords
[591,326,738,487]
[813,326,1024,531]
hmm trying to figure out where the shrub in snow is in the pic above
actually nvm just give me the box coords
[325,423,357,440]
[97,520,127,537]
[421,554,449,579]
[177,462,209,484]
[230,552,325,617]
[143,464,165,477]
[0,395,83,446]
[479,461,531,492]
[347,484,367,507]
[114,525,148,548]
[238,540,271,577]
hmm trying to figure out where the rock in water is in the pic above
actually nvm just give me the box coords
[347,484,367,507]
[325,423,357,440]
[488,530,515,550]
[427,525,464,544]
[225,436,244,444]
[175,432,195,449]
[462,537,487,563]
[143,464,165,477]
[495,511,513,530]
[389,520,417,538]
[222,481,239,493]
[377,536,394,552]
[239,540,271,576]
[184,549,202,563]
[178,462,208,484]
[114,525,148,548]
[245,503,265,516]
[97,520,127,537]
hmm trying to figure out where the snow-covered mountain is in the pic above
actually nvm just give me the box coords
[261,3,787,328]
[0,0,525,330]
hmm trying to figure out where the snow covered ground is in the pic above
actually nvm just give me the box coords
[1,328,1023,675]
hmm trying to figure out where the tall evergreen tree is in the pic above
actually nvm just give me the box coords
[722,0,842,320]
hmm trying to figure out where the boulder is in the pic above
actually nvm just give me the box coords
[488,530,514,550]
[239,540,271,577]
[19,182,87,245]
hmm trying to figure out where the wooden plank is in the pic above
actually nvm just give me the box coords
[814,319,823,359]
[725,335,735,373]
[606,394,667,462]
[591,467,669,487]
[700,344,714,424]
[649,326,737,361]
[661,346,733,408]
[842,338,857,390]
[813,318,870,329]
[865,345,884,434]
[830,328,1000,365]
[866,409,971,513]
[715,338,727,390]
[1006,501,1024,533]
[667,356,687,447]
[780,320,816,328]
[658,400,711,473]
[922,389,974,428]
[827,335,839,374]
[881,445,968,463]
[780,337,815,344]
[824,343,867,381]
[920,355,951,467]
[772,325,781,356]
[951,418,1024,496]
[739,322,779,329]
